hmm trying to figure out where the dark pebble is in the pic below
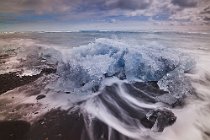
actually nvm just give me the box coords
[65,91,71,94]
[36,94,46,100]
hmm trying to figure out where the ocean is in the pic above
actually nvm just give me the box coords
[0,31,210,140]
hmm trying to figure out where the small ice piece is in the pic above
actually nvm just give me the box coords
[158,68,193,99]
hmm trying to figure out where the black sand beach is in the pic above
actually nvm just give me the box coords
[0,32,210,140]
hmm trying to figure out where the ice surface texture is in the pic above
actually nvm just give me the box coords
[54,38,194,98]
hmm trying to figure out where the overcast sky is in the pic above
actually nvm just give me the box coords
[0,0,210,31]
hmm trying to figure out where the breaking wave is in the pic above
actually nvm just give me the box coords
[39,38,195,139]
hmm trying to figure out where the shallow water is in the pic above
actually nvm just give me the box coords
[0,31,210,140]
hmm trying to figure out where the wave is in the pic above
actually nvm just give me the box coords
[35,38,195,139]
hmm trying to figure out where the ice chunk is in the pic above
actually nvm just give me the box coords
[53,38,194,95]
[158,68,193,99]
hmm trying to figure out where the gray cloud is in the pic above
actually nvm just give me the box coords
[0,0,210,25]
[169,0,210,25]
[171,0,198,7]
[106,0,152,10]
[0,0,77,14]
[0,0,152,13]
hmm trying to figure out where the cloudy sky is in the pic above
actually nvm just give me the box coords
[0,0,210,31]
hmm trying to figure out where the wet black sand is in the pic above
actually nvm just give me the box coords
[30,110,85,140]
[0,110,83,140]
[0,72,41,94]
[0,120,30,140]
[0,68,56,94]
